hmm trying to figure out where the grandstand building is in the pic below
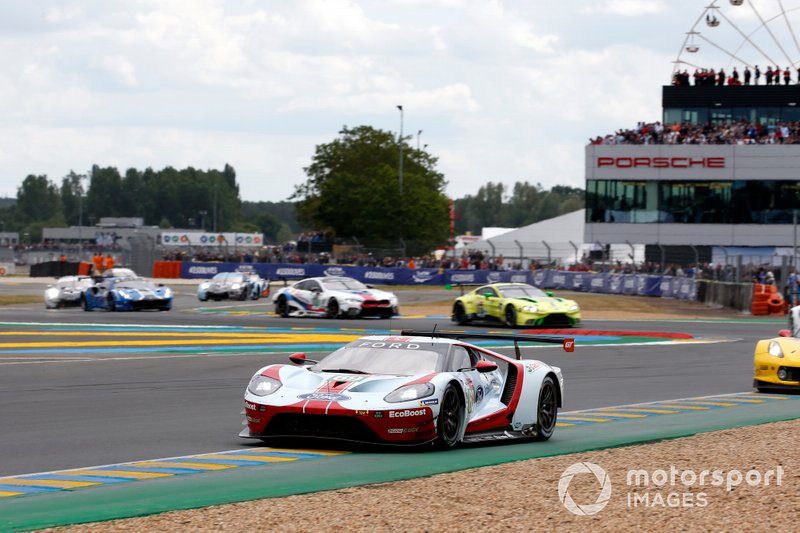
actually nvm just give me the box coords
[584,84,800,265]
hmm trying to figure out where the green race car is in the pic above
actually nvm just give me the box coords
[451,282,581,328]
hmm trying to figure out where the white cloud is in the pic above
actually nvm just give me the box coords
[581,0,667,17]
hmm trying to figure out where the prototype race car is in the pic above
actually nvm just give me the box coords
[754,305,800,392]
[197,272,269,301]
[272,276,399,318]
[44,275,96,309]
[240,330,573,448]
[82,277,173,311]
[452,283,581,328]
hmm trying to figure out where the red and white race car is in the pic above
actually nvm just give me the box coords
[272,276,399,319]
[240,330,573,449]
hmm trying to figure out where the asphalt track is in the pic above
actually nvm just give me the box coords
[0,280,796,529]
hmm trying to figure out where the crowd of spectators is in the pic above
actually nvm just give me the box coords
[672,65,800,87]
[589,119,800,146]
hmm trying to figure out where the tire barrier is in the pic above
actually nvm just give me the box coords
[151,261,182,278]
[29,261,81,278]
[751,283,785,315]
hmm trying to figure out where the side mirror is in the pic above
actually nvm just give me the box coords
[483,292,493,299]
[289,352,319,365]
[475,360,498,373]
[546,291,553,297]
[779,329,792,337]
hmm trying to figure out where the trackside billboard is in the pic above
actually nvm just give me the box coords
[161,232,264,247]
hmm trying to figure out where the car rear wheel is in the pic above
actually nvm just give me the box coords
[275,296,289,317]
[452,302,469,324]
[504,305,517,327]
[435,384,464,449]
[326,299,340,319]
[533,375,558,440]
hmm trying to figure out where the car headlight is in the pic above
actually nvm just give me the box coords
[344,298,362,304]
[163,288,173,298]
[569,304,580,312]
[768,341,784,358]
[521,305,538,313]
[247,375,282,396]
[231,283,241,290]
[45,288,59,299]
[384,383,435,403]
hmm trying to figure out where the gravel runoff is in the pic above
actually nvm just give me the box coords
[45,419,798,532]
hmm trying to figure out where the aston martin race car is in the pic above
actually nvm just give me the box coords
[82,277,173,311]
[44,275,96,309]
[272,276,399,318]
[754,305,800,392]
[241,330,573,448]
[197,272,269,301]
[452,283,581,328]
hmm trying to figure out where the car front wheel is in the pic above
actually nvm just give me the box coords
[504,305,517,327]
[533,375,558,440]
[326,299,340,319]
[275,296,289,317]
[435,383,464,449]
[452,302,469,324]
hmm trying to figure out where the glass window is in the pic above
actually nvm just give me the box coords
[449,346,473,372]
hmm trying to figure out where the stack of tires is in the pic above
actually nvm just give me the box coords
[752,284,785,315]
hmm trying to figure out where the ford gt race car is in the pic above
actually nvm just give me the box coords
[82,277,173,312]
[240,330,573,448]
[452,283,581,328]
[197,272,269,301]
[754,305,800,392]
[272,276,399,318]
[44,275,96,309]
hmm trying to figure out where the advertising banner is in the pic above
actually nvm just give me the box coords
[161,232,264,247]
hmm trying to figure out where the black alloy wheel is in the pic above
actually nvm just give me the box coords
[452,302,468,324]
[326,299,340,319]
[504,305,517,327]
[276,296,289,317]
[533,375,558,440]
[435,384,464,449]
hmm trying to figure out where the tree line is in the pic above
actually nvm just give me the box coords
[0,126,585,247]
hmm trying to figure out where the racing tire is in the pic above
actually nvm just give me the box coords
[81,295,90,312]
[275,296,289,317]
[452,302,469,325]
[754,380,777,394]
[435,383,464,450]
[326,298,340,319]
[504,305,517,328]
[198,295,208,302]
[533,375,558,441]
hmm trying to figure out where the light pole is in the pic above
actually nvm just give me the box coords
[417,129,422,150]
[77,174,87,256]
[397,105,404,195]
[199,210,208,231]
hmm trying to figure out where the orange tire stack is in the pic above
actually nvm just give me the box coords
[751,283,773,316]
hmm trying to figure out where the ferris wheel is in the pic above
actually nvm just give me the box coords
[673,0,800,76]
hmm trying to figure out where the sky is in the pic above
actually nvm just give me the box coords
[0,0,793,203]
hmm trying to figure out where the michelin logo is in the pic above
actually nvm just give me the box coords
[413,271,434,283]
[189,266,218,275]
[365,271,395,281]
[450,273,474,283]
[277,268,306,276]
[324,267,346,277]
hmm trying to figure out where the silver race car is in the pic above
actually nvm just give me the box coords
[44,276,96,309]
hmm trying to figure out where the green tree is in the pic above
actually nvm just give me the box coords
[293,125,449,253]
[17,175,63,224]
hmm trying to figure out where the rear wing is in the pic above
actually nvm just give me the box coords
[400,329,575,360]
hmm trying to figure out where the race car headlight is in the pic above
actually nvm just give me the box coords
[45,288,59,298]
[568,304,580,312]
[521,305,538,313]
[162,288,173,298]
[768,341,784,358]
[231,283,241,290]
[247,375,282,396]
[344,298,362,304]
[384,383,435,403]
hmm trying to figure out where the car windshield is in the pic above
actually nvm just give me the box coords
[499,284,548,298]
[322,278,367,291]
[313,339,448,376]
[222,274,244,284]
[116,280,156,290]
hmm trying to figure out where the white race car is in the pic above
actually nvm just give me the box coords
[240,330,573,448]
[272,276,399,318]
[198,272,269,301]
[44,275,96,309]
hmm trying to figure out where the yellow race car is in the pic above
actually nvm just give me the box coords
[451,282,581,328]
[753,329,800,392]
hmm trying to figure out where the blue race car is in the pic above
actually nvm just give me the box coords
[82,277,173,312]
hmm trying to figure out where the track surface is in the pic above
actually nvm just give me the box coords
[0,281,786,477]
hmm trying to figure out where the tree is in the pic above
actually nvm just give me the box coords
[293,125,449,253]
[17,175,63,224]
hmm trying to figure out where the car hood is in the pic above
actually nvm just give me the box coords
[275,365,423,394]
[118,287,169,299]
[507,296,577,311]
